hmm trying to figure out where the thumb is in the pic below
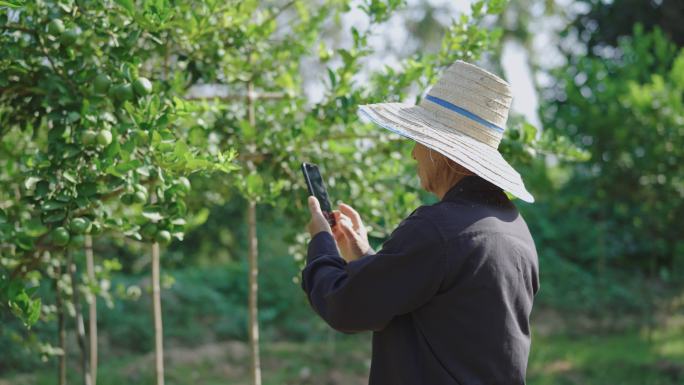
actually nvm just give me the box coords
[308,196,322,214]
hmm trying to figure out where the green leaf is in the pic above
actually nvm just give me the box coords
[239,120,255,140]
[115,0,135,14]
[63,144,81,159]
[0,0,25,8]
[16,233,35,251]
[62,171,77,184]
[77,182,98,197]
[327,67,337,89]
[24,218,48,237]
[113,160,143,175]
[142,209,164,222]
[487,0,508,15]
[42,201,67,211]
[471,0,484,17]
[522,122,537,143]
[188,208,210,228]
[246,173,264,196]
[24,176,41,190]
[27,298,42,326]
[42,210,66,223]
[170,218,186,226]
[174,140,190,157]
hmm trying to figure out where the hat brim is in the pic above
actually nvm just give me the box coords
[358,102,535,203]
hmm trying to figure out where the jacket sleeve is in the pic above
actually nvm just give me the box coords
[300,212,447,333]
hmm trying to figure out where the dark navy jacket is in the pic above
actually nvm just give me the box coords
[301,175,540,385]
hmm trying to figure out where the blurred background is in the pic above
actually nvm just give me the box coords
[1,0,683,384]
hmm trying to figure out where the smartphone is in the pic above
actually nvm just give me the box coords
[301,162,336,227]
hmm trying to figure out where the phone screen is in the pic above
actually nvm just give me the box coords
[301,162,335,226]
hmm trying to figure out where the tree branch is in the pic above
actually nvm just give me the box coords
[261,0,296,28]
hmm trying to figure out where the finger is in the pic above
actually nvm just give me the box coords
[331,212,342,232]
[333,212,351,231]
[338,218,358,240]
[339,202,362,229]
[336,212,351,223]
[332,225,345,241]
[332,220,349,240]
[339,215,353,229]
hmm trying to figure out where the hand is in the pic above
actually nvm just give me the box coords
[331,202,372,263]
[307,196,332,237]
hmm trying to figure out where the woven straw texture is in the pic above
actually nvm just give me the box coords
[358,61,534,203]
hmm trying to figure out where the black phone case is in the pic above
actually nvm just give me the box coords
[301,162,336,227]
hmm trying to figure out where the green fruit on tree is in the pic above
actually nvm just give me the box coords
[93,74,111,94]
[52,227,70,247]
[70,235,85,247]
[82,130,97,146]
[97,130,112,146]
[176,177,191,194]
[107,85,118,100]
[69,217,91,234]
[133,77,152,96]
[60,28,79,45]
[121,193,134,205]
[133,190,147,204]
[141,223,157,239]
[109,84,134,102]
[47,19,65,36]
[155,230,171,245]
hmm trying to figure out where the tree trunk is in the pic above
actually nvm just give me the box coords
[148,189,165,385]
[55,262,67,385]
[247,200,262,385]
[68,251,92,385]
[247,80,262,385]
[151,240,164,385]
[85,235,97,385]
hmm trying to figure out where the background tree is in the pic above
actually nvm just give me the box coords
[570,0,684,50]
[540,25,684,276]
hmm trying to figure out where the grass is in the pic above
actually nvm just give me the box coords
[2,317,683,385]
[528,315,684,385]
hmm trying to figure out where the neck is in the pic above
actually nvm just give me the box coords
[435,173,471,200]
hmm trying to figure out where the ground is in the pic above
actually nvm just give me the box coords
[2,310,683,385]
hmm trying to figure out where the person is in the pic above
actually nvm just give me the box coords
[301,60,540,385]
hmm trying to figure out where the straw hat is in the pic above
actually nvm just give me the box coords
[358,60,535,203]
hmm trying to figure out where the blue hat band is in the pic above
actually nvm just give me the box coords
[424,94,504,134]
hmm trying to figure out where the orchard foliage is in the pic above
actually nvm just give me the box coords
[0,0,237,330]
[173,0,582,263]
[541,26,684,275]
[0,0,582,355]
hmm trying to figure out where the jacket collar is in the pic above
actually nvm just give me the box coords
[440,175,504,203]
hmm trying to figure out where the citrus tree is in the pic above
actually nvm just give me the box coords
[1,0,237,384]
